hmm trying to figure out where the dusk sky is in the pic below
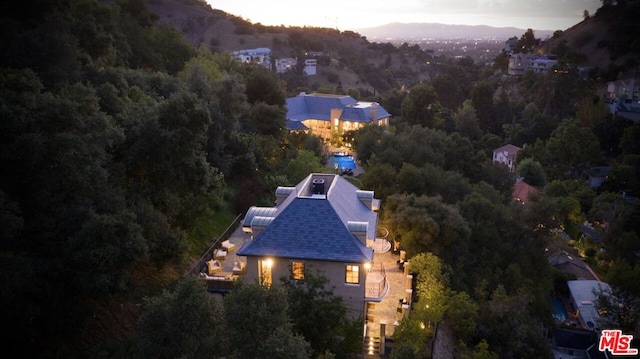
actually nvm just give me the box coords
[206,0,601,31]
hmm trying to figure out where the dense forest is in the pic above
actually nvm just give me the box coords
[1,0,639,358]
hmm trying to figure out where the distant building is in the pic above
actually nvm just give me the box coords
[275,58,317,76]
[512,178,540,205]
[606,78,640,122]
[303,58,317,76]
[275,57,297,73]
[492,144,521,172]
[567,280,611,332]
[583,166,610,189]
[530,56,558,74]
[286,93,391,142]
[508,53,557,76]
[551,327,603,359]
[504,36,519,55]
[232,47,272,69]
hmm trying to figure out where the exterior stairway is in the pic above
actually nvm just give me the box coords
[363,335,381,358]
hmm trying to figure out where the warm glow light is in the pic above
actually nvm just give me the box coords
[264,258,273,268]
[364,262,371,270]
[420,322,426,330]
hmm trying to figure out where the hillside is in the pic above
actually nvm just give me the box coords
[143,0,436,94]
[546,2,640,78]
[355,22,555,41]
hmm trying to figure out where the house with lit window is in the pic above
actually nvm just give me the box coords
[237,173,388,318]
[285,92,391,142]
[607,78,640,122]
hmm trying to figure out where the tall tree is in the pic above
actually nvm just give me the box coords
[224,282,310,359]
[400,83,441,128]
[136,276,225,359]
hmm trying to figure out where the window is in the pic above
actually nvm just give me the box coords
[258,259,273,286]
[345,265,360,284]
[291,261,304,280]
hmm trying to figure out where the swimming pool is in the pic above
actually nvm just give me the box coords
[552,297,568,321]
[328,152,356,174]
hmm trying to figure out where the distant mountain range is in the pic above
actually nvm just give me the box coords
[355,23,555,41]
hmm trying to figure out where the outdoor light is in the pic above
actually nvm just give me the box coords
[265,258,273,268]
[364,262,371,270]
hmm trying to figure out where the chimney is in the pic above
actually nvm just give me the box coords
[370,103,378,124]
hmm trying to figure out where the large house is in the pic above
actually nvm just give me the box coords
[606,78,640,122]
[286,93,391,142]
[237,173,388,318]
[508,53,557,76]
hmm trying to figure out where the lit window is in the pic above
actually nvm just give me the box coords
[345,265,359,284]
[259,259,273,286]
[291,261,304,280]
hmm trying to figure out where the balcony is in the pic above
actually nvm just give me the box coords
[365,262,389,301]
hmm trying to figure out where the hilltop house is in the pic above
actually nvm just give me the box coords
[606,78,640,122]
[275,58,317,75]
[508,53,557,76]
[237,173,388,318]
[493,144,521,172]
[232,47,272,68]
[286,93,391,143]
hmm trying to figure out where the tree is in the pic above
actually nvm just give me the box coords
[136,276,225,359]
[281,266,349,357]
[283,150,325,184]
[513,29,537,54]
[453,99,482,141]
[224,282,310,359]
[470,82,497,134]
[544,120,605,179]
[517,158,547,187]
[400,83,441,128]
[432,74,464,110]
[595,284,640,334]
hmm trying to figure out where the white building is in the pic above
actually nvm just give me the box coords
[492,144,521,172]
[232,47,272,69]
[275,57,297,73]
[303,58,317,76]
[567,280,611,331]
[607,78,640,119]
[508,53,557,76]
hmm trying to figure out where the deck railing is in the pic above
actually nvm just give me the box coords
[365,262,388,300]
[188,213,243,275]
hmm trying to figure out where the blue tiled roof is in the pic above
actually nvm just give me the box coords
[286,119,309,131]
[285,93,390,124]
[238,198,373,262]
[238,174,376,263]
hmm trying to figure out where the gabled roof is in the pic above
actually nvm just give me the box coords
[493,144,521,156]
[512,180,539,204]
[238,174,376,263]
[286,119,309,131]
[286,93,391,123]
